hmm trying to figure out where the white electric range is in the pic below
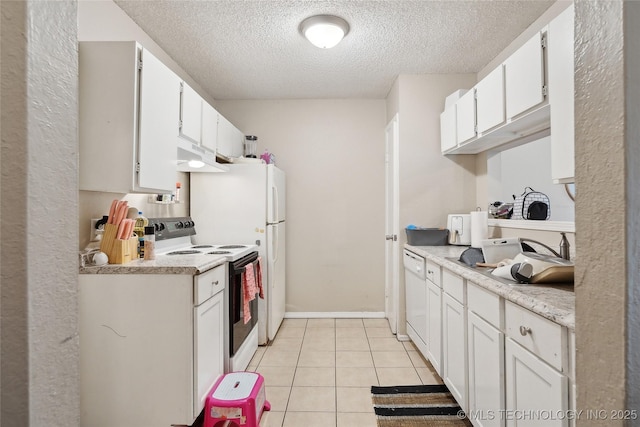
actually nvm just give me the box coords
[149,216,261,374]
[150,216,256,263]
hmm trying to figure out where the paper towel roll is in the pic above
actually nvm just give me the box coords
[470,210,489,248]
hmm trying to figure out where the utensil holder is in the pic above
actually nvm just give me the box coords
[100,224,118,257]
[109,237,138,264]
[100,224,138,264]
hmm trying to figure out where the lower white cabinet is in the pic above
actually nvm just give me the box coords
[468,311,505,427]
[426,280,442,376]
[505,338,569,427]
[443,292,468,412]
[79,267,226,427]
[401,257,573,427]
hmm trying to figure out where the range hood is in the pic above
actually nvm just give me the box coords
[177,139,228,173]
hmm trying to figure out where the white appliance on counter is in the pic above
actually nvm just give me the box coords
[447,214,472,245]
[191,164,286,344]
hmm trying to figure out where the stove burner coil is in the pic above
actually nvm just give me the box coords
[191,245,214,249]
[218,245,247,249]
[166,250,201,255]
[207,251,232,255]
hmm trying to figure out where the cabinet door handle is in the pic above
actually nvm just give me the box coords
[211,280,219,286]
[519,326,532,336]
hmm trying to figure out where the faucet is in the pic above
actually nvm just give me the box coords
[519,233,571,261]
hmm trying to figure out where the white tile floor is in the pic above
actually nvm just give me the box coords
[246,318,443,427]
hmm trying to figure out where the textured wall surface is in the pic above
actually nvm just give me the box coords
[624,1,640,417]
[1,0,80,424]
[574,1,627,423]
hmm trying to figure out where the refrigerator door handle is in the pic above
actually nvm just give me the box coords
[272,226,278,265]
[271,185,279,223]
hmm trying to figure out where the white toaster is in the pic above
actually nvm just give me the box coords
[447,214,472,245]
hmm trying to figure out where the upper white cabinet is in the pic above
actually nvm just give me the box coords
[549,4,575,184]
[440,106,457,153]
[476,65,506,134]
[201,102,219,154]
[504,31,546,119]
[79,41,180,193]
[179,82,203,144]
[456,89,477,145]
[217,114,244,159]
[442,28,553,155]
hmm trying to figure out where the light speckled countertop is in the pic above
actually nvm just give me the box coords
[79,254,227,275]
[405,244,575,330]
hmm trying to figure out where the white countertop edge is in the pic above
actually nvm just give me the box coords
[405,244,575,330]
[79,257,227,275]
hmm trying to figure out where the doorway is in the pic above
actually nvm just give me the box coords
[384,114,400,334]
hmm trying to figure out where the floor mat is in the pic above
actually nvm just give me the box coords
[371,384,472,427]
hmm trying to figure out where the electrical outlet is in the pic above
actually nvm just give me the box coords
[90,218,101,241]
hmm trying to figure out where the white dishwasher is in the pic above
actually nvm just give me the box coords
[404,249,428,355]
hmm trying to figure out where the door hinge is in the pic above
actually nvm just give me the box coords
[542,85,548,97]
[385,234,398,241]
[179,119,183,130]
[135,162,141,172]
[541,32,547,49]
[137,58,143,71]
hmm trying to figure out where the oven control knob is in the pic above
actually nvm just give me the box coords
[185,220,194,228]
[176,221,184,229]
[155,222,165,232]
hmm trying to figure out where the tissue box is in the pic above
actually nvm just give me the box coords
[405,228,449,246]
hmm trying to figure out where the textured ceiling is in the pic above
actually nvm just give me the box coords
[114,0,554,100]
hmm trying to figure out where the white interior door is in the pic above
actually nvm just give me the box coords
[385,114,400,334]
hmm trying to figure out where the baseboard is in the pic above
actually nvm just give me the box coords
[396,334,411,342]
[284,311,386,319]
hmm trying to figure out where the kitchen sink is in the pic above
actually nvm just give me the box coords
[445,257,520,286]
[445,256,574,287]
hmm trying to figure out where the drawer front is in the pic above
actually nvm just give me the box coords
[195,265,226,305]
[404,250,426,280]
[426,261,441,287]
[467,282,502,328]
[442,269,464,304]
[505,301,566,371]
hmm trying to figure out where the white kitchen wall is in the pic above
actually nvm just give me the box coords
[487,136,575,221]
[215,99,387,313]
[394,75,478,230]
[386,73,477,334]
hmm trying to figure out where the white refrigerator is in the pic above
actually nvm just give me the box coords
[190,164,286,344]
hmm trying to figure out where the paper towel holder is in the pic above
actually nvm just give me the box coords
[470,208,489,249]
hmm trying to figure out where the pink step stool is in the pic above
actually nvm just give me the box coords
[204,372,271,427]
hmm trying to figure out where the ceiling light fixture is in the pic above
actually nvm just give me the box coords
[299,15,350,49]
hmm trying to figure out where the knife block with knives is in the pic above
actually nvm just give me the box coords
[100,200,140,264]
